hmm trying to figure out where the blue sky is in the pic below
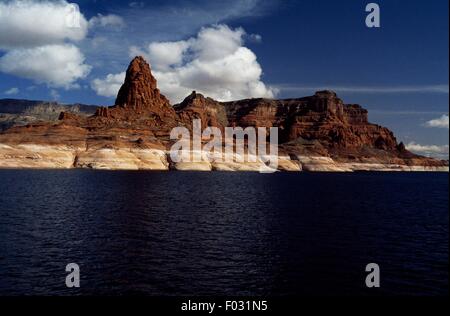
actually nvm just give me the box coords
[0,0,448,157]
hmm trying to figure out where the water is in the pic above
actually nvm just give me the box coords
[0,170,448,296]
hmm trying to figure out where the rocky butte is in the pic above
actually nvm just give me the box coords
[0,56,448,172]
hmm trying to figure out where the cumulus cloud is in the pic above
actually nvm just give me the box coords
[4,87,19,95]
[0,44,91,89]
[406,142,449,159]
[130,41,189,71]
[89,14,126,29]
[0,0,88,49]
[125,24,276,103]
[91,72,126,97]
[425,114,449,129]
[0,0,91,89]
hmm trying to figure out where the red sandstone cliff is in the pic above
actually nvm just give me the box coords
[0,56,447,170]
[93,56,179,131]
[174,90,428,165]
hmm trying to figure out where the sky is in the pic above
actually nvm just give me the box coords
[0,0,448,158]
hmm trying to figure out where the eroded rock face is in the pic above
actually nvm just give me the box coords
[93,56,178,129]
[220,91,397,153]
[0,56,447,171]
[115,56,168,109]
[175,91,228,129]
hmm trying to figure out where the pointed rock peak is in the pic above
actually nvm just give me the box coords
[125,56,156,88]
[131,55,147,64]
[114,56,170,109]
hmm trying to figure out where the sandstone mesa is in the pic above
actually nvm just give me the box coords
[0,56,448,172]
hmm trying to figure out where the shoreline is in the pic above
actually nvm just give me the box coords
[1,143,448,172]
[0,167,448,173]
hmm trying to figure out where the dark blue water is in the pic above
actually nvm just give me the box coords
[0,171,448,296]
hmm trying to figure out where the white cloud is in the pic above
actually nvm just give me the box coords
[0,0,88,49]
[4,87,19,95]
[425,114,449,129]
[81,0,277,73]
[189,25,245,62]
[124,24,275,103]
[130,41,189,71]
[0,0,91,89]
[406,142,449,159]
[274,84,450,94]
[0,44,91,89]
[89,14,125,29]
[91,72,126,98]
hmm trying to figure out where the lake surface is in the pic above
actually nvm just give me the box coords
[0,171,448,296]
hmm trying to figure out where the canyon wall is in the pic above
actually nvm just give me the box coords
[0,56,447,172]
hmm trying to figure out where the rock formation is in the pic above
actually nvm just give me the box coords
[93,56,178,131]
[0,56,447,171]
[175,90,412,160]
[175,91,229,129]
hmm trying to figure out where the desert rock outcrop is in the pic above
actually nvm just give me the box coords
[0,56,447,172]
